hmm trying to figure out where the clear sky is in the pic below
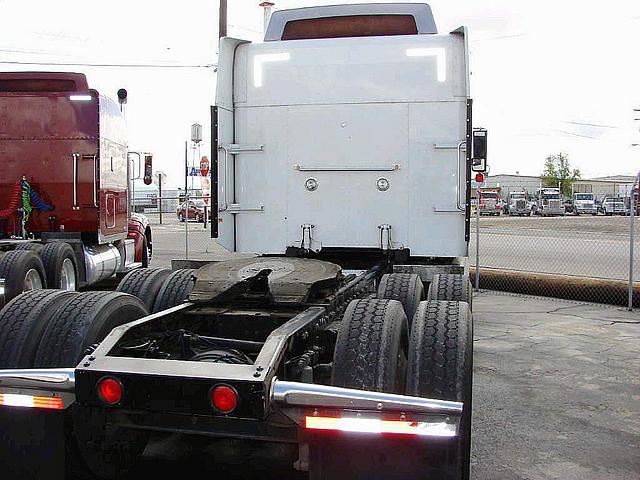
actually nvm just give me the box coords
[1,0,638,187]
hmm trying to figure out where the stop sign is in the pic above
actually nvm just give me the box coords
[200,156,209,177]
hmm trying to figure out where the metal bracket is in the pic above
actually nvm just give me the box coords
[294,164,399,172]
[378,224,392,251]
[225,144,264,154]
[434,143,467,150]
[227,204,265,213]
[218,144,265,213]
[301,224,314,251]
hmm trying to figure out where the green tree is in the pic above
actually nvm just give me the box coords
[541,152,581,197]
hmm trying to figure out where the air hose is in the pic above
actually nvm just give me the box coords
[0,181,22,219]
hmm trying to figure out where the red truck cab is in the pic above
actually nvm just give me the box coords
[0,72,151,303]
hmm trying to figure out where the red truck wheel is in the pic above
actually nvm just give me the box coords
[40,242,78,291]
[0,250,47,306]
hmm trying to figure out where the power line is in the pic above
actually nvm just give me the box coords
[0,60,216,68]
[470,33,525,43]
[559,120,619,129]
[554,129,599,140]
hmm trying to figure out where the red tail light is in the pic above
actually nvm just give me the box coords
[97,377,123,405]
[210,385,238,414]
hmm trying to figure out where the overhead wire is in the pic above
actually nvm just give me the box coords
[0,60,215,68]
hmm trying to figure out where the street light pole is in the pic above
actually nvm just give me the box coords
[219,0,227,38]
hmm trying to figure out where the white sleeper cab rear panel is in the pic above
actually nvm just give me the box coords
[216,32,469,257]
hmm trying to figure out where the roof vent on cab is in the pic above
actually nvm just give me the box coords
[0,72,89,93]
[264,3,437,41]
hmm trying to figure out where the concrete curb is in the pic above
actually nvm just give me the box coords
[469,267,639,308]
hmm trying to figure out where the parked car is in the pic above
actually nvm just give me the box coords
[601,196,627,216]
[176,200,210,222]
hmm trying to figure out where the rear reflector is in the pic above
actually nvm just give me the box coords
[305,416,456,437]
[210,385,238,414]
[0,393,63,410]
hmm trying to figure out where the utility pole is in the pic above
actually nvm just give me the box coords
[219,0,227,38]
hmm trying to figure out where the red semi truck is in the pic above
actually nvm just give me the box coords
[0,72,152,305]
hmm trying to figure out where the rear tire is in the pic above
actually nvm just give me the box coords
[116,267,171,311]
[33,291,149,479]
[0,290,78,368]
[40,242,78,291]
[0,250,46,306]
[427,273,472,310]
[309,299,408,480]
[376,273,424,329]
[331,298,408,393]
[14,242,43,253]
[407,300,473,480]
[34,291,148,366]
[152,269,196,313]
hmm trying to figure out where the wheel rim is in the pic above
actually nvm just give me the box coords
[60,258,77,291]
[23,268,43,291]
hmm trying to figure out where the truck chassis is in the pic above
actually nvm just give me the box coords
[0,256,472,480]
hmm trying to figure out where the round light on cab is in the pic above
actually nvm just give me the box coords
[377,177,390,191]
[305,178,318,191]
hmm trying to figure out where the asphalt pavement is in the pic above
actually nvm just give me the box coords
[118,291,640,480]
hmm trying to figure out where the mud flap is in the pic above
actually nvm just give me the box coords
[0,407,66,479]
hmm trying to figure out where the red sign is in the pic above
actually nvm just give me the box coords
[199,156,209,177]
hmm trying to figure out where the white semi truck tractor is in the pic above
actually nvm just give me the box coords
[0,4,487,479]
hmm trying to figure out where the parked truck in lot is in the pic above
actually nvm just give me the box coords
[0,72,152,307]
[478,188,501,216]
[572,192,597,215]
[0,4,486,480]
[532,187,563,216]
[601,196,627,216]
[507,191,528,216]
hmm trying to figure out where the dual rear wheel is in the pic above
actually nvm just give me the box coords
[311,272,473,480]
[0,242,78,307]
[0,289,150,478]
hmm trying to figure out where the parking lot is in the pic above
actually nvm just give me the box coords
[115,291,640,479]
[146,213,639,282]
[469,215,638,281]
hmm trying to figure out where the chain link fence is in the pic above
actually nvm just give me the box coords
[469,212,640,307]
[134,195,226,269]
[135,195,640,308]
